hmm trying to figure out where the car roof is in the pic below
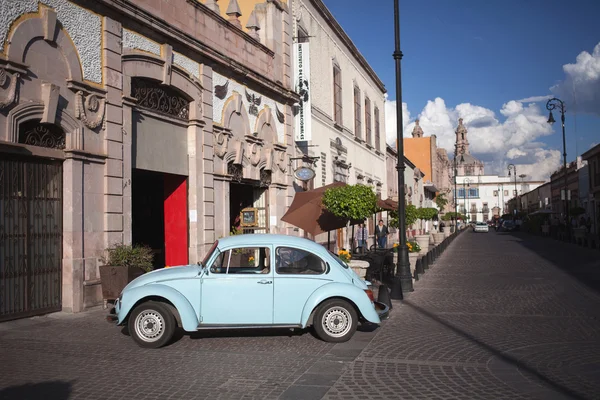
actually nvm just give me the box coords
[216,234,327,252]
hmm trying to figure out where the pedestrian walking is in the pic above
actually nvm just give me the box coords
[375,219,389,249]
[355,223,368,254]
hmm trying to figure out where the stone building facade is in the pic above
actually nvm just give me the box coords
[403,120,452,213]
[0,0,298,319]
[290,0,386,246]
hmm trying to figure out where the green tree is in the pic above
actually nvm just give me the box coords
[388,204,418,229]
[417,207,438,221]
[322,184,378,250]
[434,193,448,213]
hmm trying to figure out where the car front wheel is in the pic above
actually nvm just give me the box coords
[313,299,358,343]
[128,301,175,348]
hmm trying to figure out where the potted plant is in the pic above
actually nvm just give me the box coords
[99,244,154,301]
[415,207,437,254]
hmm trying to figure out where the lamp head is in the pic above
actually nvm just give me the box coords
[547,111,556,125]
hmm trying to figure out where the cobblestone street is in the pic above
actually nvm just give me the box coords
[1,231,600,400]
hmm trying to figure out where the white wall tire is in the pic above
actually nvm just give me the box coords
[313,299,358,343]
[128,301,175,348]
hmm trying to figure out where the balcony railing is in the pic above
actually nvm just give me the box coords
[482,207,489,213]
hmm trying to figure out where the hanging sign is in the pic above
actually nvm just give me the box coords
[293,42,312,141]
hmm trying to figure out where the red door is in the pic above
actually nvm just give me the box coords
[164,174,188,266]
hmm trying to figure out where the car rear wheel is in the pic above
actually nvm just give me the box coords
[128,301,175,348]
[313,299,358,343]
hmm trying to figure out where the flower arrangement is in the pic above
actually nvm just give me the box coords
[392,242,420,253]
[407,240,421,253]
[338,249,351,263]
[248,256,255,266]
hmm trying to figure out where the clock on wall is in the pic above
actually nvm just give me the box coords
[294,166,316,181]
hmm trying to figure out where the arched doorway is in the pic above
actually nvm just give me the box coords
[0,121,64,321]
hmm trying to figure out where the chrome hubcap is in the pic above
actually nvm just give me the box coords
[322,307,352,338]
[134,310,164,342]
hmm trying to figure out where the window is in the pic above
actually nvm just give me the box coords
[513,190,517,196]
[493,190,498,196]
[374,106,380,151]
[365,97,372,145]
[456,188,466,198]
[276,247,326,275]
[504,190,509,196]
[210,247,270,274]
[468,188,479,198]
[353,86,361,138]
[333,64,342,126]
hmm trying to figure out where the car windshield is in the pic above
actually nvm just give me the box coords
[201,240,219,267]
[328,250,349,269]
[477,222,486,226]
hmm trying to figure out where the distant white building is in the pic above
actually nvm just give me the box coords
[455,175,545,222]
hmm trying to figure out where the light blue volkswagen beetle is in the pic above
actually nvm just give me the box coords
[108,234,388,348]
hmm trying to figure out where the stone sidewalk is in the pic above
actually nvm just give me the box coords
[1,231,599,399]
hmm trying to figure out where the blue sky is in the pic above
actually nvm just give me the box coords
[323,0,600,179]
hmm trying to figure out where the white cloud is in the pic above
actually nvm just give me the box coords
[506,148,526,159]
[551,42,600,115]
[384,96,558,181]
[385,98,411,146]
[517,95,552,103]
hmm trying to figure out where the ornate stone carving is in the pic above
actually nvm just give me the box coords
[228,162,243,182]
[215,80,229,100]
[214,128,232,158]
[275,104,285,124]
[275,148,287,173]
[248,142,262,166]
[0,68,19,109]
[245,89,261,116]
[131,77,190,120]
[260,169,271,188]
[75,91,105,129]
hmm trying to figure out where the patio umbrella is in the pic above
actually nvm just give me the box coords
[281,182,361,236]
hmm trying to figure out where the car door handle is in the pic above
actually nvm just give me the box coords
[257,280,272,284]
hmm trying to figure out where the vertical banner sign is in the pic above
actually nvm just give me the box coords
[294,42,311,141]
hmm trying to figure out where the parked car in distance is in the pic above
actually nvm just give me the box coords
[107,234,388,348]
[502,220,516,232]
[474,222,489,233]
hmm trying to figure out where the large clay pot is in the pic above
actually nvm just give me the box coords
[444,230,451,238]
[409,253,419,280]
[415,235,429,255]
[349,259,369,279]
[433,233,445,245]
[99,265,145,300]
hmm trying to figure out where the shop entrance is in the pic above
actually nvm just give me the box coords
[230,183,268,234]
[132,169,188,268]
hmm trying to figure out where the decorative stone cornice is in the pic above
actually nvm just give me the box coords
[98,0,299,104]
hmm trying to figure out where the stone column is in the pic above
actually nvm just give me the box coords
[201,65,216,252]
[102,17,125,248]
[62,157,84,313]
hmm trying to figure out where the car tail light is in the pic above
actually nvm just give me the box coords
[364,289,375,303]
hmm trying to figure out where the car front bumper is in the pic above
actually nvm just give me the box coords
[106,298,120,323]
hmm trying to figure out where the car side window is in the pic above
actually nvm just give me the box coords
[211,247,270,274]
[276,247,326,275]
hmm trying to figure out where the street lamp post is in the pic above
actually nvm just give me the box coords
[508,164,518,216]
[390,0,413,299]
[546,97,569,238]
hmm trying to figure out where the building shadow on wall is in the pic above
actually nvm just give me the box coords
[506,232,600,296]
[0,380,73,400]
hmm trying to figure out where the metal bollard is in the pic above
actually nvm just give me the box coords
[416,256,424,276]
